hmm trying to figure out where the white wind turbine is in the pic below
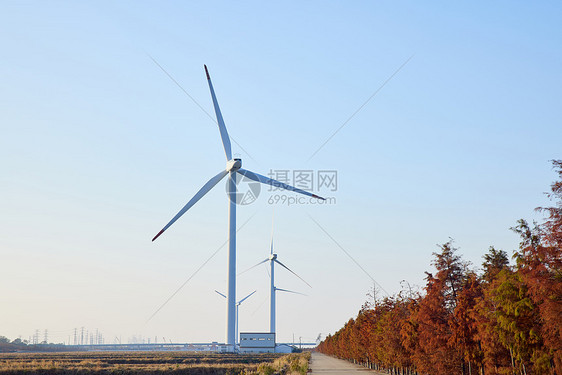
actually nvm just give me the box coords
[244,234,312,336]
[151,65,325,351]
[215,290,256,346]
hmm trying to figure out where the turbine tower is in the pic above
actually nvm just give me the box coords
[215,290,256,346]
[152,65,325,351]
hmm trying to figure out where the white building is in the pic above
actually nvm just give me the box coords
[239,332,275,353]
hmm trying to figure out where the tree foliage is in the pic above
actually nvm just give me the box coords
[318,161,562,375]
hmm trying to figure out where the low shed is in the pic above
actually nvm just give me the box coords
[239,332,275,353]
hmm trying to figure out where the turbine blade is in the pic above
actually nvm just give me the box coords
[275,287,307,296]
[204,65,232,160]
[152,170,228,241]
[238,290,257,304]
[237,169,325,200]
[237,258,269,276]
[215,290,227,299]
[275,259,312,288]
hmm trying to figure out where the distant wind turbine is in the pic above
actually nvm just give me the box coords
[243,229,311,335]
[151,65,325,351]
[215,290,256,346]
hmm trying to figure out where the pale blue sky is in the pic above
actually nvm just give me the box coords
[1,1,561,344]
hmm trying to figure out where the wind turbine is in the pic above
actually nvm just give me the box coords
[244,234,312,336]
[151,65,325,351]
[215,290,256,346]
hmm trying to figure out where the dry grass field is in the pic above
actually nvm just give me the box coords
[0,351,310,375]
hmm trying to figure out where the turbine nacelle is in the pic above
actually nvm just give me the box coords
[226,158,242,172]
[269,253,277,261]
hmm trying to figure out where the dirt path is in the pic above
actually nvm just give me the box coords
[310,352,386,375]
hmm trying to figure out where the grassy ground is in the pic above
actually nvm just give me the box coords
[0,351,310,375]
[253,353,310,375]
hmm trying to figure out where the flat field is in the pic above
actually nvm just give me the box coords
[0,351,310,375]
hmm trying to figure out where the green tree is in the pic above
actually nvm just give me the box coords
[482,247,510,283]
[491,269,542,375]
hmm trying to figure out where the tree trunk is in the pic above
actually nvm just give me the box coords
[509,348,516,375]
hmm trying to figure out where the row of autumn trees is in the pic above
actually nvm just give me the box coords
[317,161,562,375]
